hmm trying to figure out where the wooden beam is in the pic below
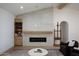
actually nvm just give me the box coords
[58,3,68,9]
[23,31,53,34]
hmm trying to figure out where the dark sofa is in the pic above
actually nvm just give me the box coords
[59,40,78,56]
[70,48,79,56]
[59,42,69,56]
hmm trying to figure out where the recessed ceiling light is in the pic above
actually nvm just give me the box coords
[34,24,38,27]
[20,6,24,10]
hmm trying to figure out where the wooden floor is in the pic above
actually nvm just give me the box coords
[0,46,63,56]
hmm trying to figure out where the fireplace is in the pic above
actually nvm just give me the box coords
[29,37,46,42]
[23,31,53,47]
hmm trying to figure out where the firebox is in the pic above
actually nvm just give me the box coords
[29,37,46,42]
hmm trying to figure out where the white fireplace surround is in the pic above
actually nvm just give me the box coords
[23,31,53,47]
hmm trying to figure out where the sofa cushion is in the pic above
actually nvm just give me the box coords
[68,41,75,47]
[74,47,79,50]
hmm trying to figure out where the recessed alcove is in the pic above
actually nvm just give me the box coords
[60,21,68,43]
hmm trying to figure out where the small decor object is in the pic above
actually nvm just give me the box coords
[37,49,42,53]
[68,40,75,47]
[34,49,42,53]
[18,32,22,36]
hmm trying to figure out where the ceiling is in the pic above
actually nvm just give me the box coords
[67,3,79,10]
[0,3,79,16]
[0,3,58,16]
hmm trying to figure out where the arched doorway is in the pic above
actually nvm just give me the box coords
[60,21,68,43]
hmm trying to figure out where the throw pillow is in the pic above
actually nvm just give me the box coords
[68,40,75,47]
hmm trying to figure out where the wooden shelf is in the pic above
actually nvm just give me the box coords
[54,37,61,40]
[14,22,22,46]
[53,44,60,47]
[23,31,53,34]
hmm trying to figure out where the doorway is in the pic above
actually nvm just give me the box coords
[60,21,68,43]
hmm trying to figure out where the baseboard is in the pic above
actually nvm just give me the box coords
[14,45,60,50]
[25,46,53,49]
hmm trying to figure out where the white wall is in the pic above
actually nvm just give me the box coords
[20,5,79,46]
[53,7,79,42]
[21,8,54,47]
[22,8,53,31]
[0,8,14,54]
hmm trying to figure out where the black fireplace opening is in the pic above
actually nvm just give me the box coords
[29,37,46,42]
